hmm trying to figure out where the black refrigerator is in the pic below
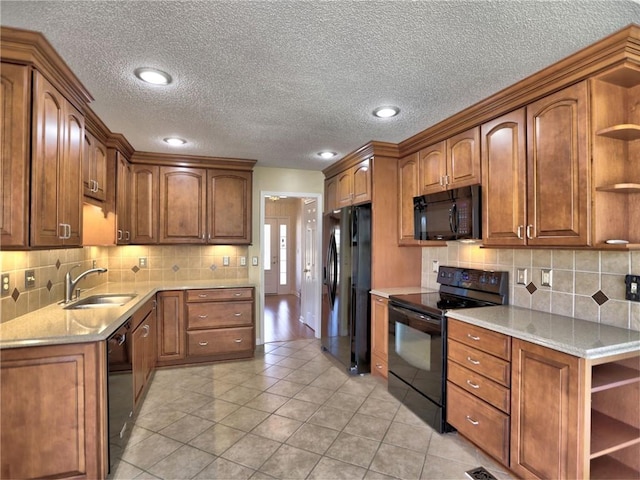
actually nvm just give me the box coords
[321,203,371,374]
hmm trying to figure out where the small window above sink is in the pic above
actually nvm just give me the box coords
[64,294,137,310]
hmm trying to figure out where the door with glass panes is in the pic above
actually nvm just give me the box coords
[264,217,290,295]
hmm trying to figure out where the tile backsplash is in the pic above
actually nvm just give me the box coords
[422,244,640,331]
[0,245,249,323]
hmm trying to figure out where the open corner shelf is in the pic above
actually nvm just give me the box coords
[596,124,640,141]
[590,455,639,480]
[592,364,640,392]
[590,410,640,460]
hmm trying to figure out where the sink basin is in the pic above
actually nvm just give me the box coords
[64,293,137,309]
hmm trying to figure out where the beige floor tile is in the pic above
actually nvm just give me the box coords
[274,398,320,422]
[363,469,398,480]
[244,392,290,413]
[218,385,263,405]
[261,364,296,379]
[240,374,281,391]
[325,432,380,468]
[192,379,237,397]
[158,413,214,443]
[420,454,478,480]
[147,444,215,479]
[219,406,271,432]
[193,457,255,480]
[383,421,432,454]
[188,423,246,456]
[307,456,367,480]
[343,413,391,441]
[251,414,303,442]
[265,379,306,397]
[308,405,355,431]
[275,356,309,369]
[325,391,367,413]
[282,368,321,385]
[221,433,281,469]
[293,385,335,404]
[165,391,214,414]
[259,444,321,479]
[217,370,262,386]
[369,443,426,480]
[310,369,349,390]
[135,407,187,432]
[191,398,240,422]
[357,397,400,421]
[286,423,340,455]
[338,378,378,397]
[427,431,477,465]
[107,459,144,480]
[120,433,182,470]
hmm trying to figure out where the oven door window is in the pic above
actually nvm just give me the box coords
[388,306,443,405]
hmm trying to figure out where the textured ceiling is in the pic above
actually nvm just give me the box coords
[2,1,639,171]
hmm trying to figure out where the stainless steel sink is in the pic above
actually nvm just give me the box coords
[64,293,137,309]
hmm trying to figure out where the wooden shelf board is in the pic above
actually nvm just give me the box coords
[596,124,640,141]
[590,455,640,480]
[596,183,640,193]
[590,410,640,459]
[597,64,640,88]
[595,243,640,251]
[592,364,640,392]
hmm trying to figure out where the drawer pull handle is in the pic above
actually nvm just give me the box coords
[198,314,208,319]
[198,294,208,298]
[234,338,243,343]
[465,416,479,426]
[234,313,242,317]
[466,380,480,389]
[234,293,242,296]
[142,324,150,338]
[199,341,209,346]
[376,363,383,369]
[467,356,480,365]
[467,333,480,341]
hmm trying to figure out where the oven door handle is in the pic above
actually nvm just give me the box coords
[388,304,442,328]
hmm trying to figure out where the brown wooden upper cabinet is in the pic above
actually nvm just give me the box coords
[0,62,30,248]
[207,169,252,244]
[31,71,84,247]
[324,175,338,212]
[115,152,132,244]
[335,158,372,209]
[159,167,207,244]
[419,127,481,195]
[82,130,107,202]
[130,164,159,244]
[397,153,420,245]
[482,81,590,247]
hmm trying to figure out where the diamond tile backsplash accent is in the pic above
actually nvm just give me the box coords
[592,290,609,306]
[11,288,19,302]
[526,282,538,294]
[172,265,180,272]
[132,265,140,273]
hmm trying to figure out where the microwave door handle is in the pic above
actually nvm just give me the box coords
[449,203,458,233]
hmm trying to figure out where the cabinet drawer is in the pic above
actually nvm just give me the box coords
[448,318,511,360]
[447,382,510,466]
[448,360,510,413]
[187,327,253,357]
[371,352,388,379]
[448,340,511,387]
[187,302,252,329]
[186,288,253,302]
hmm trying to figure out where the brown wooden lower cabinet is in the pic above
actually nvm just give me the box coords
[156,290,185,365]
[0,342,107,480]
[370,295,388,378]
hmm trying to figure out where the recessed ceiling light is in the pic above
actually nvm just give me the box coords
[373,106,400,118]
[163,137,186,146]
[318,151,337,159]
[135,67,172,85]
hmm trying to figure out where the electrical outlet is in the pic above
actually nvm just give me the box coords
[1,274,10,297]
[252,256,259,266]
[516,268,528,285]
[626,274,639,302]
[223,256,230,266]
[25,270,36,289]
[240,256,246,266]
[432,260,439,273]
[139,257,147,268]
[541,269,552,287]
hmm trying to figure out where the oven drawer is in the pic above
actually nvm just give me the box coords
[187,327,253,357]
[448,339,511,387]
[187,302,252,329]
[447,359,510,413]
[447,381,510,466]
[448,318,511,361]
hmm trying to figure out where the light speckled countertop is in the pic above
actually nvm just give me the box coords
[370,287,437,298]
[0,280,255,349]
[447,305,640,359]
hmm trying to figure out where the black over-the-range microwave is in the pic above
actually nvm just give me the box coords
[413,185,481,241]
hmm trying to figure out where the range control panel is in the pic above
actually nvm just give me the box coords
[437,266,508,295]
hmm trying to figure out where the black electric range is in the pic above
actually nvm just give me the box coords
[387,266,509,433]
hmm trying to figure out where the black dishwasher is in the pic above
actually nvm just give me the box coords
[107,320,132,471]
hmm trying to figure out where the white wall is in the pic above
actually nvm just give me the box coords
[249,166,325,343]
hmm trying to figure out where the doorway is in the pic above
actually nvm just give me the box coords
[261,193,322,344]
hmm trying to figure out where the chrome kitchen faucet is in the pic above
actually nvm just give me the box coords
[64,264,108,303]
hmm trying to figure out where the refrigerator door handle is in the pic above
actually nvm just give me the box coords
[325,232,338,308]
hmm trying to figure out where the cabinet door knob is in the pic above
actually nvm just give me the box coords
[465,415,479,426]
[466,379,480,389]
[466,356,480,365]
[199,341,209,346]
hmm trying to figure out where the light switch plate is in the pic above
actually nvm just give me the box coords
[432,260,439,273]
[252,256,259,266]
[626,274,639,302]
[1,274,10,297]
[139,257,148,268]
[223,256,230,266]
[541,269,552,287]
[516,268,528,285]
[25,270,36,289]
[240,256,246,266]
